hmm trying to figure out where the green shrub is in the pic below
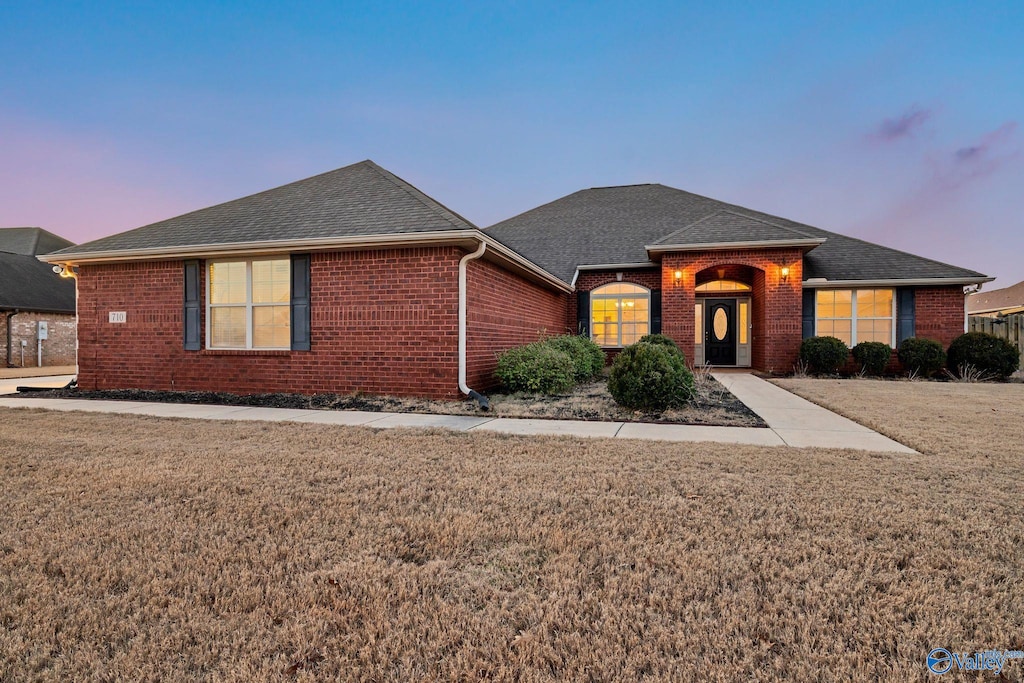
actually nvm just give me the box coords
[495,342,576,394]
[799,336,850,375]
[851,341,892,376]
[638,333,684,358]
[897,337,946,377]
[947,332,1020,379]
[545,334,605,381]
[607,342,694,411]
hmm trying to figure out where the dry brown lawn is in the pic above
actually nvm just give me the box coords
[772,377,1024,457]
[1,381,1023,681]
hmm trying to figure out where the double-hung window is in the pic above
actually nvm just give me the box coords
[208,259,291,349]
[816,289,894,346]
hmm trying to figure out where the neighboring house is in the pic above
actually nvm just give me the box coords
[42,161,990,399]
[1,227,78,368]
[967,279,1024,317]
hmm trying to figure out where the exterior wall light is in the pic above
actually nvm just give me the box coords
[674,270,683,281]
[780,266,790,282]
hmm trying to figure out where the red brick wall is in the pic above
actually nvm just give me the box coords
[465,258,570,390]
[2,312,77,367]
[915,286,966,348]
[661,248,803,372]
[76,248,466,398]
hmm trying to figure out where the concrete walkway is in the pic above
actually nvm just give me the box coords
[712,371,914,452]
[0,372,915,453]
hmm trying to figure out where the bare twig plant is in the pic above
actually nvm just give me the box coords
[690,363,728,406]
[943,363,994,383]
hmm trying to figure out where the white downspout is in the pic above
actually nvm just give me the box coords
[458,241,489,408]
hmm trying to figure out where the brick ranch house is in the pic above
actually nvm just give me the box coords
[43,160,990,401]
[1,227,77,368]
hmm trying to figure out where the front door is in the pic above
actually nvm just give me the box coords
[704,298,737,365]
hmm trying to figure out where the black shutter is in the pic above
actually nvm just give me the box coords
[290,254,311,351]
[576,291,590,337]
[801,289,816,339]
[183,260,201,351]
[651,289,662,334]
[897,288,915,344]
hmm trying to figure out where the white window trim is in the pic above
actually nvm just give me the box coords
[814,289,896,347]
[590,283,652,348]
[206,258,291,350]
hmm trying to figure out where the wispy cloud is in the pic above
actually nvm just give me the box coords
[862,121,1020,235]
[952,121,1017,166]
[871,105,931,142]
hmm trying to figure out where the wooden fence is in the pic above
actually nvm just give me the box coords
[968,314,1024,356]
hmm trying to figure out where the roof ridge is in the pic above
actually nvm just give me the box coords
[485,188,591,232]
[658,211,719,243]
[363,161,478,231]
[715,209,818,239]
[654,209,817,245]
[586,183,658,190]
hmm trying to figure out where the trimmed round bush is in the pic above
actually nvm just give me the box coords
[545,334,605,381]
[897,337,946,377]
[495,342,576,394]
[638,333,684,358]
[947,332,1020,379]
[799,336,850,375]
[607,342,694,411]
[851,341,892,376]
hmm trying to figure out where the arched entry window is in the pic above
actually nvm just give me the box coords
[590,283,650,347]
[695,280,752,292]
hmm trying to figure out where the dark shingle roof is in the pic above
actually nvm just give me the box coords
[968,280,1024,314]
[0,228,76,313]
[0,227,74,256]
[485,183,988,284]
[49,160,477,257]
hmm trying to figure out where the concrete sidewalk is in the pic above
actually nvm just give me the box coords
[0,373,76,395]
[0,365,77,380]
[0,372,915,453]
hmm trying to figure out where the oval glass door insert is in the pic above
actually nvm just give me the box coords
[712,307,729,341]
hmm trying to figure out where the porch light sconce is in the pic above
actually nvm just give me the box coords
[780,266,790,282]
[673,269,683,283]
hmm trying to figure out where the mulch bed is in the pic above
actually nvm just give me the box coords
[23,377,766,428]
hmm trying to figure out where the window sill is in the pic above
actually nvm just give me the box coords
[199,349,293,356]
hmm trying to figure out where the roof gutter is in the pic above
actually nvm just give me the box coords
[458,241,489,410]
[645,238,826,255]
[801,277,994,288]
[40,229,573,294]
[571,262,660,287]
[968,305,1024,315]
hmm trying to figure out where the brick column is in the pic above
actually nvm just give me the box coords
[661,256,696,365]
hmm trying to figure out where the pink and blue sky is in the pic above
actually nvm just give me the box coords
[2,2,1021,285]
